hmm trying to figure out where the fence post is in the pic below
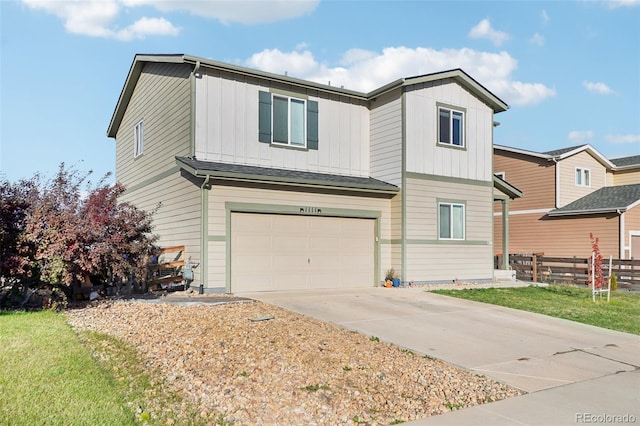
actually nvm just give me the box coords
[533,253,538,283]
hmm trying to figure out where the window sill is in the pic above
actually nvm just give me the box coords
[270,142,309,152]
[436,142,466,150]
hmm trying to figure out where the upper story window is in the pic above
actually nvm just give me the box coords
[134,120,144,158]
[273,95,306,147]
[439,202,465,240]
[258,91,318,150]
[575,168,590,187]
[438,105,465,148]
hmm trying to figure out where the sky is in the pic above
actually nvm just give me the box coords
[1,0,639,184]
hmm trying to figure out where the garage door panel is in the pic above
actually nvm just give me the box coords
[231,213,374,292]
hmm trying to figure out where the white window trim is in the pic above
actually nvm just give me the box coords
[134,120,144,158]
[438,202,466,241]
[575,167,591,187]
[495,172,506,180]
[271,94,307,148]
[437,105,465,148]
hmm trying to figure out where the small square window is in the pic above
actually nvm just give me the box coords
[438,107,464,147]
[134,120,144,157]
[576,168,590,187]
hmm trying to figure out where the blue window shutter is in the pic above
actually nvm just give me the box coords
[258,91,272,143]
[307,100,318,150]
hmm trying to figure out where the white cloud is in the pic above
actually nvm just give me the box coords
[22,0,180,40]
[568,130,595,143]
[245,46,556,106]
[121,0,319,24]
[529,33,545,46]
[605,134,640,144]
[468,19,509,46]
[21,0,318,40]
[583,80,615,94]
[540,10,550,25]
[607,0,640,8]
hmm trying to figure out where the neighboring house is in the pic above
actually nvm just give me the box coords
[493,144,640,260]
[107,53,513,293]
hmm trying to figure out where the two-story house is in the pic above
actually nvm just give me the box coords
[493,144,640,260]
[107,54,515,293]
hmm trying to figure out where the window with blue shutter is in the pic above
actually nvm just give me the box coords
[258,91,318,150]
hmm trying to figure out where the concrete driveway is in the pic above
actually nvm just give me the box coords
[238,287,640,425]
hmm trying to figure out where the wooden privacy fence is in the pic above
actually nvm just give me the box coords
[495,253,640,291]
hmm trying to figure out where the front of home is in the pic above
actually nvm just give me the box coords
[493,144,640,260]
[107,54,510,293]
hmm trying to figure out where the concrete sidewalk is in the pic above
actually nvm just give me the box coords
[239,287,640,426]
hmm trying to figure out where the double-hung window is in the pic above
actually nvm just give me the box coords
[134,120,144,157]
[575,168,590,187]
[258,91,319,149]
[439,202,465,240]
[438,106,465,147]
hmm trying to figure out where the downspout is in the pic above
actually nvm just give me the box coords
[552,157,560,208]
[200,175,210,292]
[190,60,201,158]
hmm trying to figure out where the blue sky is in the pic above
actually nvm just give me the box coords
[1,0,639,184]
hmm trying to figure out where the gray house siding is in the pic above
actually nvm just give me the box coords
[404,175,494,282]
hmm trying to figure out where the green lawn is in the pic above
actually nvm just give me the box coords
[0,310,137,425]
[432,285,640,335]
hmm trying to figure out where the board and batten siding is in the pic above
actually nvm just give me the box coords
[205,184,392,290]
[115,62,192,189]
[404,176,493,281]
[493,212,620,258]
[119,172,202,283]
[194,68,370,178]
[557,151,607,208]
[404,79,493,182]
[493,151,556,212]
[369,89,403,186]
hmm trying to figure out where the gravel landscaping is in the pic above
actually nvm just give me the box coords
[65,297,524,425]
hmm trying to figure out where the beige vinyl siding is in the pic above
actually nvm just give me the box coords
[613,169,640,186]
[493,212,619,258]
[119,172,202,282]
[404,176,493,281]
[194,68,370,178]
[369,89,403,186]
[493,151,555,212]
[405,79,494,182]
[115,62,192,189]
[206,184,392,290]
[557,151,607,207]
[623,205,640,259]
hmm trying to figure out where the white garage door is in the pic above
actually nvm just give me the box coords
[231,213,375,292]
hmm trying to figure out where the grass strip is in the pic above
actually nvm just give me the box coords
[432,285,640,335]
[0,310,136,425]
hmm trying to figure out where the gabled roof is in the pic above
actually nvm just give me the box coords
[494,144,615,169]
[108,54,508,138]
[369,68,508,113]
[547,184,640,216]
[175,156,399,195]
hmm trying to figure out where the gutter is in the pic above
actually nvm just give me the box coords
[547,207,626,217]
